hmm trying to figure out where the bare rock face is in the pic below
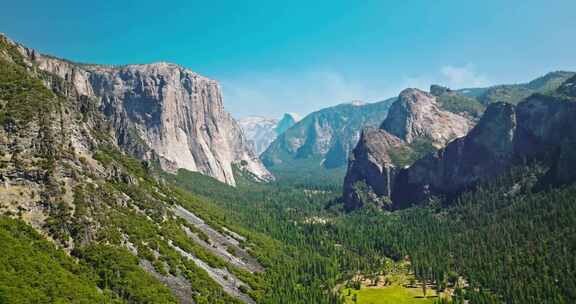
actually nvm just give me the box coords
[557,75,576,96]
[382,89,474,147]
[21,51,272,185]
[513,91,576,183]
[343,88,474,210]
[345,76,576,211]
[342,127,404,210]
[391,102,517,208]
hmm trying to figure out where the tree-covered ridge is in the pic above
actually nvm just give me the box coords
[0,37,56,127]
[459,71,575,105]
[165,160,576,303]
[436,93,485,119]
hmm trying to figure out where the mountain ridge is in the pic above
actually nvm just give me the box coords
[261,98,396,182]
[239,113,299,155]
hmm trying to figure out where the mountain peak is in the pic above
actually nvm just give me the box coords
[350,100,366,106]
[275,112,299,135]
[381,87,473,145]
[282,112,301,122]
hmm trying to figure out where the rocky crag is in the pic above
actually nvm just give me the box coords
[344,75,576,210]
[343,88,475,210]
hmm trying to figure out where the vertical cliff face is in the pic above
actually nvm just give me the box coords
[390,102,517,208]
[18,47,272,185]
[342,127,404,210]
[343,88,474,210]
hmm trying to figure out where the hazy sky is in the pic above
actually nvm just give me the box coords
[2,1,575,118]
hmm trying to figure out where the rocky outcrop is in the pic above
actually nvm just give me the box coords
[382,89,474,147]
[345,78,576,211]
[342,128,404,209]
[391,102,517,208]
[343,88,474,210]
[0,33,264,302]
[238,113,299,156]
[15,43,272,186]
[557,74,576,97]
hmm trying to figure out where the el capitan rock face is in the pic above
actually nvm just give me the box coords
[18,47,272,186]
[345,78,576,211]
[343,88,475,210]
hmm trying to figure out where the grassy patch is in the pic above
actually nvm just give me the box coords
[342,285,438,304]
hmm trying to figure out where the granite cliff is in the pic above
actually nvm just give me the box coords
[0,33,267,302]
[13,36,272,186]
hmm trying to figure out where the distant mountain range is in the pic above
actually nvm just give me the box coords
[258,71,574,184]
[239,113,300,155]
[260,99,396,183]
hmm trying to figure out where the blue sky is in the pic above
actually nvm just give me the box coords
[2,1,575,118]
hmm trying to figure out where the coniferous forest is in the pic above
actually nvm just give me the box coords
[161,165,576,304]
